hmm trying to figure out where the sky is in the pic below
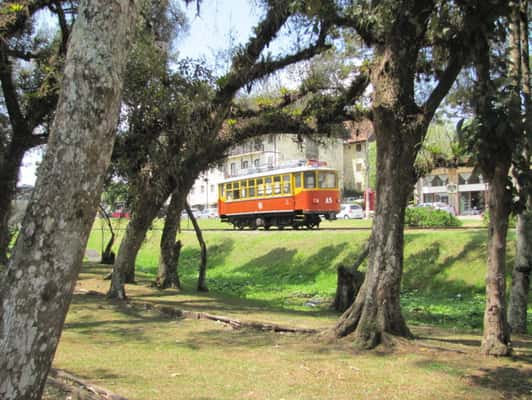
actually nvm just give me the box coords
[19,0,264,186]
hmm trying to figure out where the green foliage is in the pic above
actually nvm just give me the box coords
[405,207,462,228]
[416,123,468,175]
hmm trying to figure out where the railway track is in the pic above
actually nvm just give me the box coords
[178,226,487,232]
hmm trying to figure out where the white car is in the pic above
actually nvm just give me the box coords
[336,203,364,219]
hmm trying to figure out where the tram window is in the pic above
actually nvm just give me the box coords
[257,178,264,196]
[219,184,224,197]
[273,175,281,194]
[226,191,233,200]
[282,174,291,194]
[234,189,240,199]
[318,171,337,188]
[304,171,316,188]
[239,180,247,198]
[265,177,272,195]
[294,173,302,188]
[226,183,232,190]
[248,179,255,197]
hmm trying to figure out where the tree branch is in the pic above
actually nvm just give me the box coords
[213,0,291,106]
[422,46,465,123]
[247,38,332,87]
[0,44,30,137]
[50,0,70,54]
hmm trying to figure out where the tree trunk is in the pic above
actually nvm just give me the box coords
[0,144,26,265]
[509,208,532,333]
[156,189,186,289]
[333,242,368,312]
[185,202,208,291]
[99,206,116,264]
[334,104,419,347]
[0,1,135,398]
[107,195,161,299]
[481,161,512,355]
[508,0,531,334]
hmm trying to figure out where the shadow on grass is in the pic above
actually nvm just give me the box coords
[131,286,336,320]
[469,367,532,398]
[177,238,235,280]
[403,231,487,295]
[65,294,178,344]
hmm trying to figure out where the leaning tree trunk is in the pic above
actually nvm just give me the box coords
[334,107,419,347]
[0,144,26,265]
[0,1,135,398]
[481,161,513,356]
[185,202,208,292]
[108,192,161,299]
[156,188,187,289]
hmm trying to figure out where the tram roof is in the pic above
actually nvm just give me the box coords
[220,164,337,184]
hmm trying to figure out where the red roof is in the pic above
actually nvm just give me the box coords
[344,120,374,144]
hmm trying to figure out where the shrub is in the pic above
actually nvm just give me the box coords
[405,207,462,228]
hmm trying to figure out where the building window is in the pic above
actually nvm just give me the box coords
[356,143,362,152]
[356,163,363,172]
[230,163,236,175]
[201,185,205,193]
[242,160,249,169]
[254,159,260,167]
[210,184,215,193]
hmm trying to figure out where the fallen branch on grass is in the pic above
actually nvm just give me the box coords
[75,288,318,334]
[48,368,128,400]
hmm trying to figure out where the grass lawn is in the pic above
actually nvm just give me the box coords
[46,221,532,399]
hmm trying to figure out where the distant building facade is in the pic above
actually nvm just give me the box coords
[342,120,374,194]
[415,166,488,215]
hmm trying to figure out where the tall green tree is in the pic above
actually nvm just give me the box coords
[297,0,506,349]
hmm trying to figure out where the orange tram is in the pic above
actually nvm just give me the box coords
[218,162,341,230]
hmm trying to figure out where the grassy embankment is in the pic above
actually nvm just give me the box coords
[44,218,532,399]
[85,217,530,332]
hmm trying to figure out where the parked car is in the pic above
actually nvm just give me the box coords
[417,202,456,216]
[199,208,218,218]
[336,203,364,219]
[181,209,201,219]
